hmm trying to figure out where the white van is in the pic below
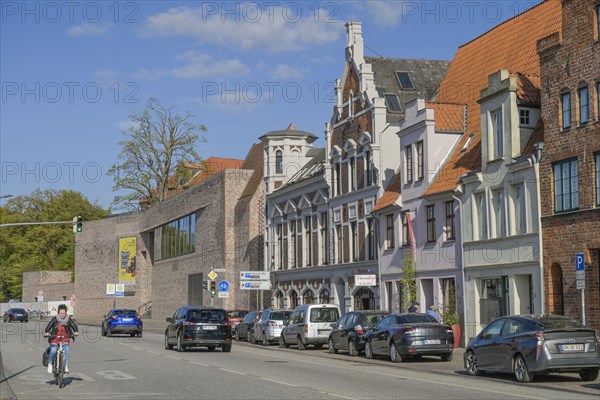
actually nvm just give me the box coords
[279,304,341,350]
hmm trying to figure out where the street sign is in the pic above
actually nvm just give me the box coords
[106,284,115,295]
[576,280,585,290]
[355,274,377,286]
[240,281,271,290]
[218,292,229,298]
[38,290,43,296]
[576,270,585,280]
[240,271,270,281]
[116,284,125,297]
[576,253,585,271]
[208,270,218,280]
[214,268,225,273]
[38,295,44,302]
[218,280,230,292]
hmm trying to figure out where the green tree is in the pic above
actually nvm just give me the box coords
[399,249,416,311]
[0,189,108,301]
[107,98,208,211]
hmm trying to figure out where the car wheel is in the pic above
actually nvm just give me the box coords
[465,351,484,376]
[328,338,338,354]
[130,333,136,337]
[207,346,216,352]
[101,325,106,337]
[579,368,599,381]
[390,342,402,363]
[222,344,232,353]
[365,340,374,359]
[279,335,289,348]
[164,334,173,350]
[440,352,453,362]
[249,331,256,344]
[297,336,306,350]
[262,332,269,346]
[138,332,143,338]
[107,328,113,337]
[514,355,534,383]
[177,334,186,352]
[348,340,358,356]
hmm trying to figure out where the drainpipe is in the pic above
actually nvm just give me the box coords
[531,142,544,314]
[451,188,467,346]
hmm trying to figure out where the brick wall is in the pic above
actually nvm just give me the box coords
[538,0,600,330]
[22,271,74,303]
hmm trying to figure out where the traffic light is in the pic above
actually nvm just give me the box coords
[210,281,216,297]
[72,216,83,233]
[202,281,208,291]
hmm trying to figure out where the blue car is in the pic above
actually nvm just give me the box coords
[101,309,143,337]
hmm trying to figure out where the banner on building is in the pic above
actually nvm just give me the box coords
[118,237,137,285]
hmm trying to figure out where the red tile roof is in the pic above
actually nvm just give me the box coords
[425,102,465,132]
[372,172,402,213]
[424,0,561,197]
[511,73,541,106]
[188,157,244,186]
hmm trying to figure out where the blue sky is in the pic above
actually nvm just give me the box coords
[0,1,543,209]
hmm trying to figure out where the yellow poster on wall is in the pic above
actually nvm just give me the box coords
[118,237,137,285]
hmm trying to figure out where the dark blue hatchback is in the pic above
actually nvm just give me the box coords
[101,309,143,337]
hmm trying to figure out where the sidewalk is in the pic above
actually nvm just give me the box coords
[74,317,167,334]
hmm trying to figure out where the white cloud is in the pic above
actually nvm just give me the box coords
[67,23,110,37]
[351,1,405,29]
[135,51,250,80]
[116,120,139,132]
[271,64,305,80]
[140,5,343,52]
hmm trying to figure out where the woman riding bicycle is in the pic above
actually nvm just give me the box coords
[43,304,79,374]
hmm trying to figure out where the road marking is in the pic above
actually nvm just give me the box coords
[133,347,144,350]
[165,355,180,360]
[219,368,246,376]
[96,370,137,380]
[260,377,298,387]
[147,351,160,355]
[189,361,208,367]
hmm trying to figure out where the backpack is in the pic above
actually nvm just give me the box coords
[42,347,51,367]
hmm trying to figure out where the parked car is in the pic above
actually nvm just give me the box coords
[3,308,28,323]
[464,314,600,382]
[328,310,388,356]
[235,310,262,341]
[101,309,143,337]
[254,309,292,346]
[280,304,341,350]
[364,313,454,362]
[164,306,232,352]
[227,310,248,334]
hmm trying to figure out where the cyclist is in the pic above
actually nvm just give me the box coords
[43,304,79,374]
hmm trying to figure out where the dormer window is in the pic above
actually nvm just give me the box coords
[405,145,413,183]
[519,109,530,126]
[275,150,283,174]
[385,94,402,113]
[395,71,414,89]
[491,109,503,159]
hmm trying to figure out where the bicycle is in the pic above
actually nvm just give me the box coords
[48,335,74,388]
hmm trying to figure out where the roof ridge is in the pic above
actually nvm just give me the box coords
[458,0,554,50]
[364,56,450,63]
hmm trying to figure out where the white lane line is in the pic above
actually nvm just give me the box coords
[219,368,247,376]
[189,361,208,367]
[260,377,298,387]
[133,347,144,350]
[165,355,180,360]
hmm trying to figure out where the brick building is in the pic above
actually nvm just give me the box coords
[537,0,600,330]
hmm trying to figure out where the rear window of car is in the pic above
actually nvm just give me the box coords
[398,314,437,324]
[270,312,291,321]
[359,314,385,325]
[189,309,227,323]
[12,309,26,313]
[310,308,339,323]
[114,309,137,316]
[227,311,248,319]
[538,318,587,330]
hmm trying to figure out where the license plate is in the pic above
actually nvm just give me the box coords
[122,318,133,322]
[16,314,22,316]
[559,344,584,351]
[318,329,331,334]
[424,339,440,345]
[203,325,217,330]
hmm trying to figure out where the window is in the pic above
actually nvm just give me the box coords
[305,216,312,267]
[336,225,343,263]
[319,289,330,304]
[476,192,487,240]
[416,141,424,180]
[386,214,395,249]
[561,92,571,129]
[290,221,297,268]
[320,213,328,265]
[351,221,358,261]
[350,156,356,191]
[595,153,600,206]
[493,189,506,238]
[553,158,579,212]
[277,224,283,269]
[385,94,402,112]
[519,109,530,126]
[445,201,455,240]
[597,5,600,41]
[157,212,196,260]
[367,218,375,260]
[275,150,283,174]
[335,162,341,195]
[515,185,527,234]
[395,71,414,89]
[492,109,503,158]
[265,148,270,175]
[365,151,373,186]
[348,92,354,117]
[402,212,410,246]
[405,145,413,183]
[426,205,436,242]
[579,86,589,124]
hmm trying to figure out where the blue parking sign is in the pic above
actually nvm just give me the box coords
[576,253,585,271]
[218,280,229,292]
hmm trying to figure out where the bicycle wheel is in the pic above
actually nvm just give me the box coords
[57,352,65,388]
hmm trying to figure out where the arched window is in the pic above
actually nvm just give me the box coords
[274,291,283,309]
[289,290,299,309]
[302,289,314,305]
[319,289,330,304]
[353,287,375,310]
[275,150,283,174]
[549,263,564,315]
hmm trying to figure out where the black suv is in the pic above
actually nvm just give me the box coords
[165,306,232,352]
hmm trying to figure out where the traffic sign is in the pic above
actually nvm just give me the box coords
[214,268,226,273]
[218,292,229,298]
[576,253,585,271]
[106,284,115,295]
[576,270,585,280]
[208,270,218,280]
[239,271,270,281]
[240,281,271,290]
[116,284,125,297]
[38,295,44,302]
[576,280,585,290]
[218,280,230,292]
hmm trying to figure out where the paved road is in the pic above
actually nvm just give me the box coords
[1,321,598,399]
